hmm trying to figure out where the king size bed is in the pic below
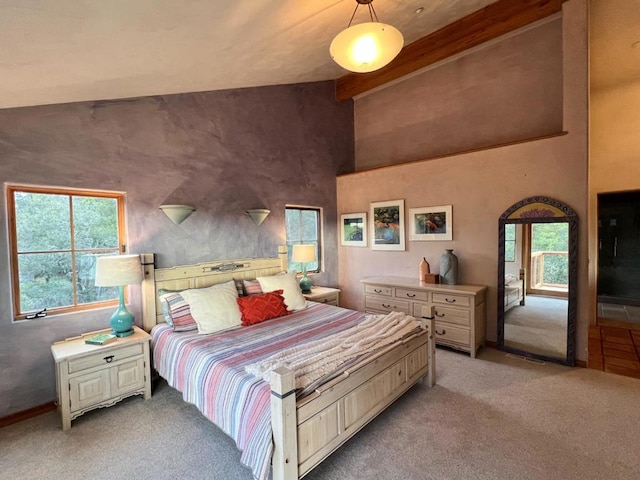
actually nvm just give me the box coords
[139,247,436,480]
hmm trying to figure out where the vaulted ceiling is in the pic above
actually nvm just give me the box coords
[0,0,498,109]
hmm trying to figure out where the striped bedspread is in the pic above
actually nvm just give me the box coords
[151,302,367,480]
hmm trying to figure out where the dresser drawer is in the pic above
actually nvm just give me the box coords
[68,344,143,374]
[432,293,471,308]
[365,285,393,297]
[395,288,428,302]
[434,322,470,346]
[433,306,470,327]
[365,296,410,314]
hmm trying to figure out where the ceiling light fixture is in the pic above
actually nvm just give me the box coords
[330,0,404,74]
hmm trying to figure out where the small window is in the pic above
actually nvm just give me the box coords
[505,224,516,262]
[285,206,321,273]
[7,185,126,319]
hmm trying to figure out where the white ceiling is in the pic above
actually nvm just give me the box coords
[0,0,498,109]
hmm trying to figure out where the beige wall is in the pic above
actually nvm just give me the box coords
[337,1,589,360]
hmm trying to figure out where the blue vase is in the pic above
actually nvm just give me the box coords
[440,249,459,285]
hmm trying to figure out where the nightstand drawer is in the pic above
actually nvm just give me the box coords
[365,296,410,314]
[68,344,143,374]
[432,293,471,308]
[395,288,428,302]
[364,285,393,297]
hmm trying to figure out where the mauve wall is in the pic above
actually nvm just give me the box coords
[338,2,589,360]
[355,17,563,171]
[0,81,354,417]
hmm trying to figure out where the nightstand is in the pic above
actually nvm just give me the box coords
[51,325,152,430]
[303,286,341,306]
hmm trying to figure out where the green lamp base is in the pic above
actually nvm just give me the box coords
[299,274,312,294]
[110,286,135,337]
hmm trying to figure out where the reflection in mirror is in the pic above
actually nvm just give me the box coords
[497,197,577,366]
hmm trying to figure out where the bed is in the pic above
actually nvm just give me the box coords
[504,268,526,313]
[139,247,436,480]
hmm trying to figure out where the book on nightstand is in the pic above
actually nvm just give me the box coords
[84,333,117,346]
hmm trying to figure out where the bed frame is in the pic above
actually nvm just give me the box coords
[139,248,436,480]
[505,268,526,313]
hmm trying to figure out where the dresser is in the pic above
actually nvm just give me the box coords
[361,277,487,358]
[51,326,152,430]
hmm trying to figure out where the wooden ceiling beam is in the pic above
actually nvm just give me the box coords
[335,0,563,102]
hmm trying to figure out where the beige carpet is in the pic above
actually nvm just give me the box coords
[504,295,568,359]
[2,348,640,480]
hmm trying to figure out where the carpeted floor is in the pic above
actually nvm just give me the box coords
[504,295,568,359]
[2,347,640,480]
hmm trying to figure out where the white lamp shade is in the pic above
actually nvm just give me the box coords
[292,244,316,263]
[330,22,404,73]
[95,255,143,286]
[159,204,195,225]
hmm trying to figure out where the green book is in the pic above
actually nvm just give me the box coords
[85,333,117,346]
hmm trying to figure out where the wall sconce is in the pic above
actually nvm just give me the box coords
[159,204,195,225]
[247,209,270,225]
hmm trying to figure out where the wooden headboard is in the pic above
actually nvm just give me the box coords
[140,246,288,332]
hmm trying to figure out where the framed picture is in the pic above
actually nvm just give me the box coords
[371,200,405,251]
[409,205,453,241]
[340,213,367,247]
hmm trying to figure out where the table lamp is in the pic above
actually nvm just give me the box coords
[95,254,143,337]
[292,244,316,294]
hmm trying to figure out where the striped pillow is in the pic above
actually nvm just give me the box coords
[233,279,245,297]
[242,279,263,296]
[158,290,197,332]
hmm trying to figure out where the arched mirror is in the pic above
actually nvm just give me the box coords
[497,196,577,366]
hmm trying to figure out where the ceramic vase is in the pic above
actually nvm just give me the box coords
[440,249,459,285]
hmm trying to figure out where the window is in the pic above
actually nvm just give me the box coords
[7,185,126,319]
[285,206,321,273]
[505,223,516,262]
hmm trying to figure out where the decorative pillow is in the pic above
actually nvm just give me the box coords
[256,271,307,311]
[180,280,242,334]
[233,279,245,296]
[237,290,289,326]
[242,279,263,296]
[158,290,198,332]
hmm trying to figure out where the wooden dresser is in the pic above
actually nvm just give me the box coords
[361,277,487,358]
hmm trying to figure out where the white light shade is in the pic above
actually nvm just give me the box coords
[95,255,143,287]
[159,204,195,225]
[292,244,316,263]
[247,209,270,225]
[330,22,404,73]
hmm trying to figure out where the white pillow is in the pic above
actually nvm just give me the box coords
[180,280,242,334]
[256,271,307,311]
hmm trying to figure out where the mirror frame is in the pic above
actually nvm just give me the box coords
[497,196,578,366]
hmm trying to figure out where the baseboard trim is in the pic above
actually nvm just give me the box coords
[0,402,56,428]
[485,340,497,348]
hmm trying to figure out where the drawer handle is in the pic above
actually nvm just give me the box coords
[436,312,446,317]
[374,288,383,294]
[435,329,446,335]
[103,355,114,364]
[382,303,391,308]
[405,293,416,298]
[421,315,435,320]
[445,298,456,303]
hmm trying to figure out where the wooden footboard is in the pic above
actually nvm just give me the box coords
[270,318,436,480]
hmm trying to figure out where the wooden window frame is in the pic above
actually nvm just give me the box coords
[285,206,322,274]
[7,185,126,320]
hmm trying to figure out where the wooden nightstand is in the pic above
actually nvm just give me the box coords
[51,325,152,430]
[303,286,341,306]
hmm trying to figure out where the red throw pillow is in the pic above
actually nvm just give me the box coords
[237,290,290,326]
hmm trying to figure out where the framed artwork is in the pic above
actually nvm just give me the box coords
[409,205,453,241]
[340,213,367,247]
[371,200,405,251]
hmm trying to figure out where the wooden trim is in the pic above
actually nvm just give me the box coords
[338,131,568,178]
[335,0,563,101]
[0,402,56,428]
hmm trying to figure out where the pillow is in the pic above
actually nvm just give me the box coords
[180,280,242,334]
[233,279,245,297]
[158,290,198,332]
[256,271,307,311]
[242,279,263,296]
[237,290,289,326]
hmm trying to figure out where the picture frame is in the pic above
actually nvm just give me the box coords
[371,200,405,251]
[409,205,453,241]
[340,213,367,247]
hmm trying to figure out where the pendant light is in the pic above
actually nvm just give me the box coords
[330,0,404,73]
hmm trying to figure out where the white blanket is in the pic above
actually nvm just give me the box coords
[245,311,423,389]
